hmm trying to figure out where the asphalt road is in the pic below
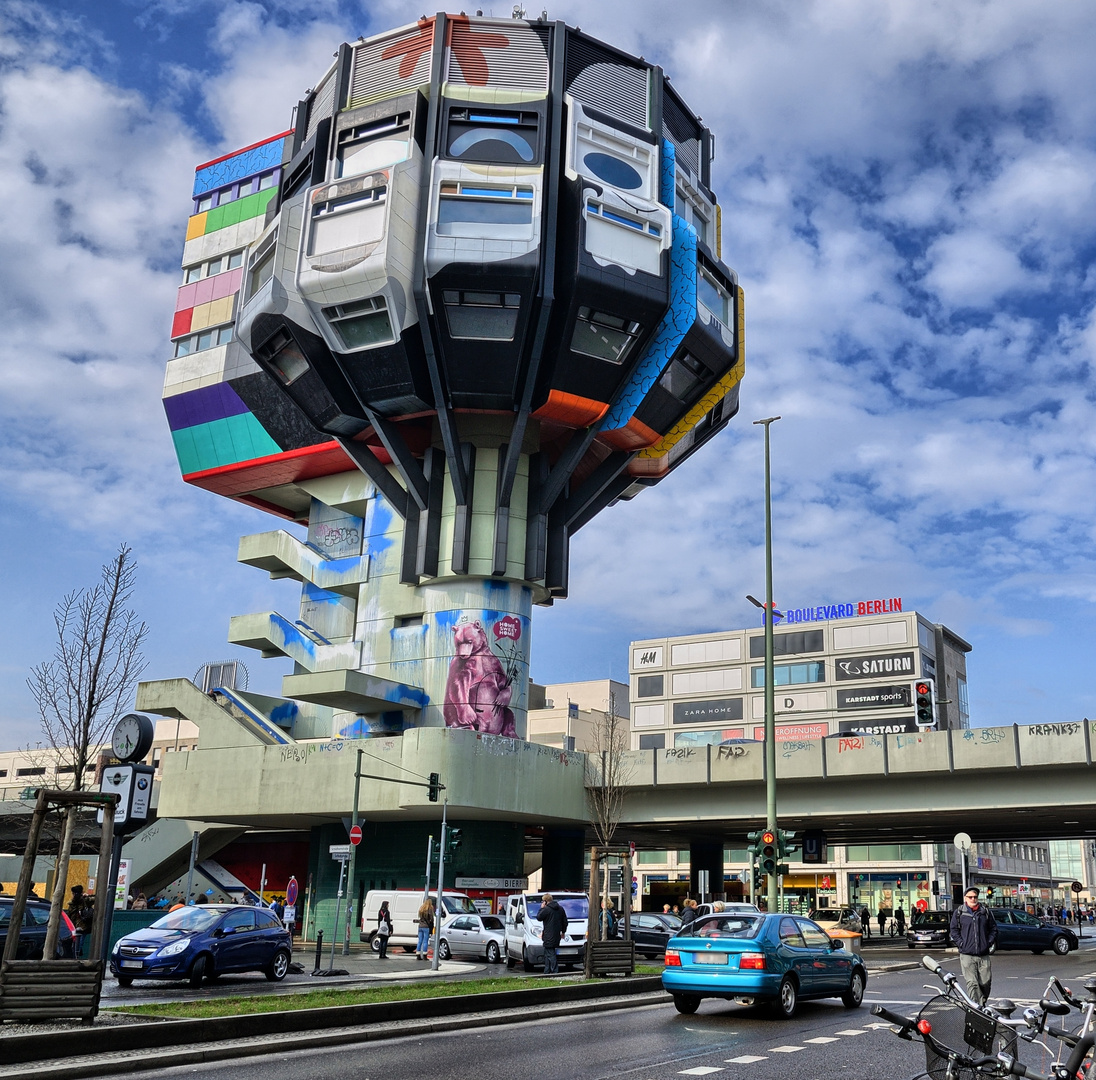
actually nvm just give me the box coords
[85,947,1096,1080]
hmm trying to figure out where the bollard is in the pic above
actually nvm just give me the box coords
[313,931,323,974]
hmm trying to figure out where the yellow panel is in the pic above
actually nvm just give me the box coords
[186,213,208,241]
[189,296,235,332]
[637,286,746,459]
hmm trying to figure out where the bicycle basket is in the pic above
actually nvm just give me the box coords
[917,994,1019,1080]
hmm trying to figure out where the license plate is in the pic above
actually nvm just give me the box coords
[120,960,143,970]
[694,952,728,965]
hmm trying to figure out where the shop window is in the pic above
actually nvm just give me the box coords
[324,296,394,351]
[442,290,521,341]
[446,108,538,165]
[570,307,642,364]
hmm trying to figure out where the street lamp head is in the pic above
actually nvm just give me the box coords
[746,595,763,609]
[752,415,782,427]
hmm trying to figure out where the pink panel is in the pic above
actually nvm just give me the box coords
[211,267,244,301]
[193,277,216,305]
[176,282,199,311]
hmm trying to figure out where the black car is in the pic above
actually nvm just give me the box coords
[906,911,952,949]
[0,899,77,959]
[991,908,1078,955]
[620,912,682,958]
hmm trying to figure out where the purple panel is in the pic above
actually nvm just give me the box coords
[163,383,250,431]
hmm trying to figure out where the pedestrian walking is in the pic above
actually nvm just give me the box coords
[860,906,871,939]
[679,898,698,930]
[895,905,906,935]
[536,893,568,974]
[949,887,997,1006]
[877,907,886,936]
[377,901,393,958]
[416,898,435,960]
[599,898,616,939]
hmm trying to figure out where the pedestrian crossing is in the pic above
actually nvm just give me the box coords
[676,1023,881,1073]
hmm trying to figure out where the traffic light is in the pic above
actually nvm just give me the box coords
[778,829,798,859]
[747,830,763,859]
[428,772,441,802]
[932,879,940,896]
[447,828,463,855]
[915,680,936,729]
[760,830,777,877]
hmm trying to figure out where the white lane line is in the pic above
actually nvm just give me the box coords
[768,1045,804,1053]
[834,1028,866,1036]
[678,1069,724,1076]
[804,1036,840,1043]
[725,1056,767,1064]
[865,1022,896,1029]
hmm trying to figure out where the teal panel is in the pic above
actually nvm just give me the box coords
[174,413,281,475]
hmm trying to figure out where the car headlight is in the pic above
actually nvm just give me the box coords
[530,924,543,938]
[157,938,191,957]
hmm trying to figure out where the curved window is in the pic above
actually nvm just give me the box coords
[446,108,539,165]
[449,128,535,163]
[583,152,642,190]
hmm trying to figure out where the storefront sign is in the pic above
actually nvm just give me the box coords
[633,647,663,668]
[837,685,912,710]
[753,722,829,741]
[768,596,903,625]
[455,877,528,890]
[834,651,915,681]
[838,718,918,735]
[673,697,743,724]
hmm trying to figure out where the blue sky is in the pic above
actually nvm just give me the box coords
[2,0,1096,748]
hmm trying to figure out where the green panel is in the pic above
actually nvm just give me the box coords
[203,202,229,234]
[195,187,279,237]
[174,414,281,475]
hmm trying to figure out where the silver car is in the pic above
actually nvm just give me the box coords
[438,913,506,963]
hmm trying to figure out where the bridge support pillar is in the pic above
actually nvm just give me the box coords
[542,828,585,891]
[690,840,723,901]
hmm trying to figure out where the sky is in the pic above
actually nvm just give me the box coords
[2,0,1096,748]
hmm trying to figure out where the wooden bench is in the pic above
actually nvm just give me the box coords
[587,939,635,976]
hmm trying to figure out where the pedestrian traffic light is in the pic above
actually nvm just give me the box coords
[777,829,799,859]
[447,828,463,855]
[760,830,777,877]
[428,772,441,802]
[747,830,764,859]
[932,879,939,895]
[915,680,936,728]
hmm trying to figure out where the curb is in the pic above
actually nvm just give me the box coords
[0,990,669,1080]
[0,976,664,1070]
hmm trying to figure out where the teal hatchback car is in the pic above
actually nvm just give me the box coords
[662,912,866,1018]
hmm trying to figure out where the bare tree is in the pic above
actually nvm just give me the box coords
[28,545,149,792]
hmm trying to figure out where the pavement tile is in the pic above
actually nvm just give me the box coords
[834,1028,867,1035]
[804,1036,839,1043]
[678,1068,724,1075]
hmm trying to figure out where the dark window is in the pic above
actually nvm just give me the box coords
[570,307,642,364]
[749,630,825,658]
[446,108,539,164]
[256,910,280,928]
[442,290,521,341]
[638,734,665,750]
[659,352,710,403]
[16,767,46,777]
[222,910,255,933]
[636,675,663,698]
[323,296,393,351]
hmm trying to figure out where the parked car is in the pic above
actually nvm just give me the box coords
[618,912,682,958]
[808,907,863,935]
[438,912,506,963]
[0,899,76,959]
[662,911,867,1018]
[110,904,292,987]
[695,902,762,918]
[990,908,1078,955]
[906,910,952,948]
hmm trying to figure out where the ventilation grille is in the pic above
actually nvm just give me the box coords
[662,84,702,177]
[305,63,338,143]
[445,20,549,90]
[565,35,649,130]
[348,20,436,109]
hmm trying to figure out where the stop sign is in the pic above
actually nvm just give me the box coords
[349,825,363,846]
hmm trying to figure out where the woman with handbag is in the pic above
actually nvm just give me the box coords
[377,900,393,958]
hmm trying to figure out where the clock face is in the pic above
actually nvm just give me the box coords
[112,714,152,762]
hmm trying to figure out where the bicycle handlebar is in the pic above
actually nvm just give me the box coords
[870,1003,917,1037]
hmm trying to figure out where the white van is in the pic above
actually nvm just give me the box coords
[359,889,476,952]
[503,892,589,970]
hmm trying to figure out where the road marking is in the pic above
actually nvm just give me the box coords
[804,1036,839,1043]
[865,1022,896,1029]
[834,1028,866,1035]
[768,1045,804,1053]
[678,1069,723,1076]
[725,1055,767,1063]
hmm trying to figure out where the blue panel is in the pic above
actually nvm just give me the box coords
[598,214,697,431]
[193,137,288,197]
[660,138,676,210]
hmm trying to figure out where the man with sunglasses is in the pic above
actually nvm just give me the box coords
[950,887,998,1004]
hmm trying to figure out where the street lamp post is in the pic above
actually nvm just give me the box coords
[753,415,781,913]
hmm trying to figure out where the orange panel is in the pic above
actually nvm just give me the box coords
[627,454,670,478]
[599,415,662,451]
[532,390,609,428]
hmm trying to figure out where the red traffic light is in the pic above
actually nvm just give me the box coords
[762,830,776,845]
[915,682,930,696]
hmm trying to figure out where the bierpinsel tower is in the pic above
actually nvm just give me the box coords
[165,13,744,744]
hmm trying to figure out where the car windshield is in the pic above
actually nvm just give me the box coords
[524,896,589,920]
[439,896,477,916]
[680,915,762,939]
[149,907,222,932]
[912,912,948,926]
[481,916,504,931]
[810,910,840,922]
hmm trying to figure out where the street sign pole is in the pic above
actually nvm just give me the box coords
[327,849,349,975]
[432,798,448,972]
[343,748,363,956]
[954,832,972,902]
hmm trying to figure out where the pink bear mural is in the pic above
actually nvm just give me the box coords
[443,619,519,738]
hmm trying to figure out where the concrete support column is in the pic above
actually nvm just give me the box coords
[690,840,724,901]
[542,828,585,891]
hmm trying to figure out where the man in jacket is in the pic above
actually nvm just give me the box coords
[536,894,568,974]
[950,888,997,1004]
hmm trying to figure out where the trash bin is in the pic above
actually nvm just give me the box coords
[828,929,862,954]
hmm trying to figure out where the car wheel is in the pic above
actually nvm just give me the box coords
[438,939,451,961]
[522,948,534,972]
[369,934,381,954]
[1053,935,1071,956]
[673,994,700,1015]
[188,954,208,988]
[772,975,798,1019]
[265,949,290,981]
[907,942,914,949]
[115,974,133,988]
[486,941,501,964]
[842,969,865,1009]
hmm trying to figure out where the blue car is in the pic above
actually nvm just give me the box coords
[110,904,292,987]
[662,911,867,1018]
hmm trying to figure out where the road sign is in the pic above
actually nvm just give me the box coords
[1072,881,1084,893]
[285,876,298,907]
[954,832,972,851]
[329,844,351,859]
[349,825,362,846]
[915,898,928,912]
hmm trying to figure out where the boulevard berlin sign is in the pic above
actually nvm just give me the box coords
[766,596,904,625]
